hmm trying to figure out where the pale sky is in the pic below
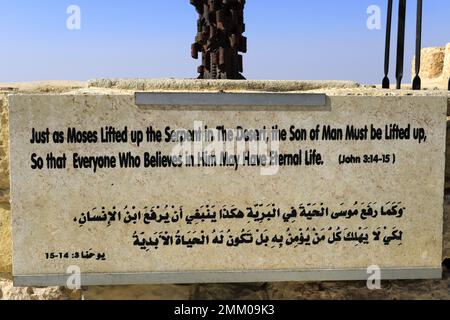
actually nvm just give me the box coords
[1,0,449,84]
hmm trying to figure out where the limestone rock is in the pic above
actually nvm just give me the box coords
[0,189,9,204]
[444,44,450,80]
[267,267,449,300]
[419,47,445,79]
[0,276,81,300]
[82,271,450,300]
[0,204,11,273]
[412,44,450,89]
[192,283,269,300]
[82,284,195,300]
[0,95,9,190]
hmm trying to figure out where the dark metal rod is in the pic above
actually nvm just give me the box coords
[396,0,407,89]
[383,0,393,89]
[412,0,423,90]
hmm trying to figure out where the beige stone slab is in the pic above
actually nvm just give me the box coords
[8,94,447,285]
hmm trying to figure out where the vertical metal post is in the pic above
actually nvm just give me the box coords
[383,0,393,89]
[396,0,407,89]
[412,0,423,90]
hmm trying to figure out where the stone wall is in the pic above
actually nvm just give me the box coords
[0,82,449,300]
[0,93,11,274]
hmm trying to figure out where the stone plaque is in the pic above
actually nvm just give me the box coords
[8,93,447,286]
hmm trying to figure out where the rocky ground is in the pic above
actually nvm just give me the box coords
[0,265,448,300]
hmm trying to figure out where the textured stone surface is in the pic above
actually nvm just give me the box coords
[0,204,11,273]
[9,95,446,280]
[192,283,270,300]
[0,81,85,93]
[412,44,450,89]
[83,284,195,300]
[88,79,360,92]
[85,268,450,300]
[0,93,11,274]
[443,44,450,80]
[0,94,9,190]
[0,275,81,300]
[446,122,450,192]
[445,196,450,259]
[417,47,445,79]
[266,266,450,300]
[0,189,8,204]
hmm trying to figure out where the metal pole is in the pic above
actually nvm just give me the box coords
[383,0,393,89]
[396,0,407,89]
[412,0,423,90]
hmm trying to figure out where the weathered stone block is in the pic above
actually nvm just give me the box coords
[9,95,447,286]
[413,44,450,89]
[419,47,445,79]
[444,44,450,80]
[0,81,449,301]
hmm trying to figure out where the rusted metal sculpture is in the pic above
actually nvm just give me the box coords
[190,0,247,79]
